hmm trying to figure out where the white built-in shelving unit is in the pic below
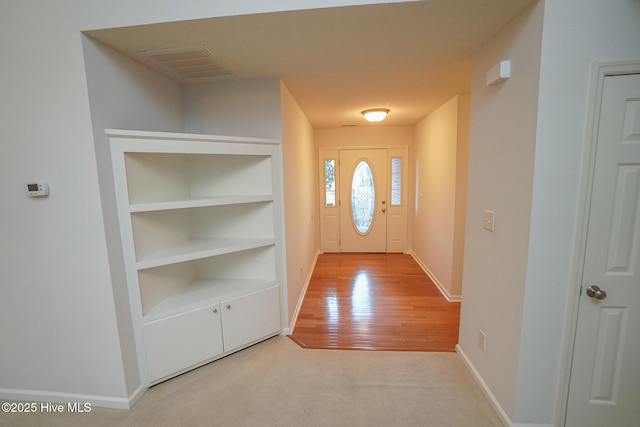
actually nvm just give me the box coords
[108,129,285,385]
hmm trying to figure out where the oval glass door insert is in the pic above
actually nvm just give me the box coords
[351,160,375,234]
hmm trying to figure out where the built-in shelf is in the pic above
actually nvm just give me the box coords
[109,129,285,385]
[136,237,276,270]
[129,195,274,213]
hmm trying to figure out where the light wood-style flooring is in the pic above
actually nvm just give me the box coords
[289,253,461,352]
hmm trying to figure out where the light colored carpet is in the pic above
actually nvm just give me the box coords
[0,337,502,426]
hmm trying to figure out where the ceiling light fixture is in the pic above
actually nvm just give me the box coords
[362,108,389,122]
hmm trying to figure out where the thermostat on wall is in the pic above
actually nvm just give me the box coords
[26,181,49,197]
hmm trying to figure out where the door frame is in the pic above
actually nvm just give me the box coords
[318,146,408,253]
[558,60,640,426]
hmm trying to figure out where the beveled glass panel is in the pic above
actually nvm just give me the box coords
[325,159,336,206]
[351,161,375,234]
[391,157,402,206]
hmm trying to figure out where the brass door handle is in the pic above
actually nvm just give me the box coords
[586,285,607,300]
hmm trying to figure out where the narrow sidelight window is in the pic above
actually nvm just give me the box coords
[391,157,402,206]
[325,159,336,206]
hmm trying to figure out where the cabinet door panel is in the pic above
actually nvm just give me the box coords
[144,304,223,382]
[221,286,281,352]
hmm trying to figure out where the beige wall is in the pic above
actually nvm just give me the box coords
[183,79,283,139]
[412,95,469,299]
[280,82,318,330]
[458,1,543,422]
[315,126,413,149]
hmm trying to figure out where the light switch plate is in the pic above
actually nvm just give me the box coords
[483,210,495,231]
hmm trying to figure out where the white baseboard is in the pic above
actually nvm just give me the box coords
[0,384,146,410]
[288,250,320,334]
[456,344,511,427]
[126,385,146,408]
[456,344,554,427]
[407,251,462,302]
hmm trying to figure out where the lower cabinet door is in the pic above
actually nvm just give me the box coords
[221,286,281,352]
[143,304,223,383]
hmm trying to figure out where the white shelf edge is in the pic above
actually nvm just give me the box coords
[106,128,279,145]
[143,280,279,322]
[136,238,276,270]
[129,195,274,212]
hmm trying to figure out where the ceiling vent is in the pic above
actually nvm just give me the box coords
[138,46,232,83]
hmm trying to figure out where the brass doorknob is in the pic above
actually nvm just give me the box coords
[586,285,607,300]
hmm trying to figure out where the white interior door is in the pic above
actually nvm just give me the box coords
[565,73,640,426]
[339,149,388,252]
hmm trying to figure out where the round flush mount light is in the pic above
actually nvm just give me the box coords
[361,108,389,122]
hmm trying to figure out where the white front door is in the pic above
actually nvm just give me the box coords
[565,73,640,426]
[339,149,388,252]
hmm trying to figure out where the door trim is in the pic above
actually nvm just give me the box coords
[558,60,640,426]
[318,146,408,253]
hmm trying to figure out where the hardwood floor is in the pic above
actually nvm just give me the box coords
[289,253,460,352]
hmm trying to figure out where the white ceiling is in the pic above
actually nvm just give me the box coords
[85,0,535,128]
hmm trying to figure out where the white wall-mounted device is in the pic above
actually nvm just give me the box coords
[486,60,511,86]
[26,181,49,197]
